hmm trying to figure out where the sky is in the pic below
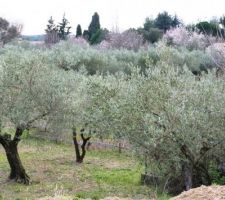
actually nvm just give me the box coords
[1,0,225,35]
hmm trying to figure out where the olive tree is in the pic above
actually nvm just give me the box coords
[163,70,225,190]
[87,63,225,192]
[47,71,93,163]
[130,66,225,190]
[0,46,74,184]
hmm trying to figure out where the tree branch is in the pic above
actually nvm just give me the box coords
[13,126,24,144]
[0,133,11,147]
[11,111,50,145]
[80,133,91,142]
[80,133,91,159]
[26,111,50,128]
[0,134,6,146]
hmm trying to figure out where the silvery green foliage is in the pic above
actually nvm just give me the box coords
[85,62,225,180]
[45,41,213,75]
[82,73,126,136]
[48,41,139,74]
[2,40,210,79]
[0,45,75,130]
[155,41,214,72]
[1,39,225,183]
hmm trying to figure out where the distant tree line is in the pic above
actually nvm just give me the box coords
[1,11,225,47]
[44,11,225,46]
[45,12,108,45]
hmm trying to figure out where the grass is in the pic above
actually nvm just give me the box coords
[0,138,170,200]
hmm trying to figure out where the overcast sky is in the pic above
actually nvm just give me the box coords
[1,0,225,35]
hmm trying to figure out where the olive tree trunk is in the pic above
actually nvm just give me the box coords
[0,127,30,184]
[72,128,91,163]
[181,144,211,190]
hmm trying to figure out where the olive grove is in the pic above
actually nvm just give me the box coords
[0,29,225,195]
[85,62,225,192]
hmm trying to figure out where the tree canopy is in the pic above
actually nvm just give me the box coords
[0,17,21,45]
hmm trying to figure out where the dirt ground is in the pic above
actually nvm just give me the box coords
[0,139,152,200]
[38,196,148,200]
[171,185,225,200]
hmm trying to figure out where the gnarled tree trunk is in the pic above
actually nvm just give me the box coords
[180,144,211,190]
[0,126,30,184]
[72,128,91,163]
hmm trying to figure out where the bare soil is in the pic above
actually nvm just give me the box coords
[171,185,225,200]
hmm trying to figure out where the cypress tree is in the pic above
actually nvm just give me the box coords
[76,24,82,37]
[83,30,89,40]
[88,12,101,42]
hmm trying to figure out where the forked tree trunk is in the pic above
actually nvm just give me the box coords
[0,127,30,184]
[72,128,91,163]
[180,144,211,190]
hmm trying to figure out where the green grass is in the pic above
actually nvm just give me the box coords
[91,168,140,186]
[0,138,169,200]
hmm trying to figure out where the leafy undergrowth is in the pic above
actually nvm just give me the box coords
[0,139,169,200]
